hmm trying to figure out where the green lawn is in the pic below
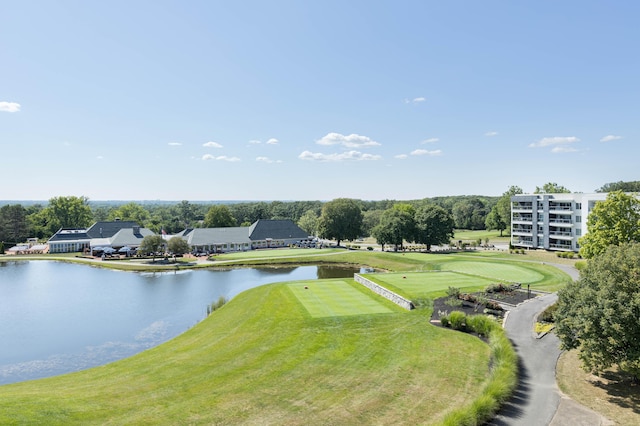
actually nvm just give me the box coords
[288,280,393,317]
[0,280,490,425]
[365,271,497,299]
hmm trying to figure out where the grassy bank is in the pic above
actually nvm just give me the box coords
[0,279,491,425]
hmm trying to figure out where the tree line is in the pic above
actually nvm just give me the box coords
[1,180,635,247]
[0,195,500,246]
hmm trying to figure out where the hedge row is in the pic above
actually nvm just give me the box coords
[439,315,518,425]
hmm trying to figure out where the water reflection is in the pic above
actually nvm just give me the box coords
[0,261,365,385]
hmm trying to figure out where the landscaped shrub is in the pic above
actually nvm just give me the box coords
[442,324,517,425]
[539,303,557,323]
[447,286,461,298]
[439,313,450,328]
[448,311,466,330]
[465,315,494,337]
[367,246,373,251]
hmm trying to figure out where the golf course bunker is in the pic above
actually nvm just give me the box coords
[444,261,544,283]
[288,281,393,318]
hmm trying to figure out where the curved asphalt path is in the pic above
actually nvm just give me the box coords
[489,263,609,425]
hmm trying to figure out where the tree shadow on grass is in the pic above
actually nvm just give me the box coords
[591,369,640,414]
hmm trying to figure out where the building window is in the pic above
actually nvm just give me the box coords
[575,202,582,210]
[576,216,581,223]
[576,229,582,236]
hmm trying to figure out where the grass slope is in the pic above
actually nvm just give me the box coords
[0,280,490,425]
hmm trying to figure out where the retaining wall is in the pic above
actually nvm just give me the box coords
[354,274,414,310]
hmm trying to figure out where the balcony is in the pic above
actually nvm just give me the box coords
[549,231,573,239]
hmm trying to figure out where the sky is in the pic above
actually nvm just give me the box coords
[2,1,639,202]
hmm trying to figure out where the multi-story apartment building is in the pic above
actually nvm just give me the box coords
[510,193,608,252]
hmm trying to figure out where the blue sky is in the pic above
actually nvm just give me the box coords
[2,1,639,201]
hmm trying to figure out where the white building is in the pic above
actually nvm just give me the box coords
[510,193,609,252]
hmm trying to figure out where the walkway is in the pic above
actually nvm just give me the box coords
[489,263,609,425]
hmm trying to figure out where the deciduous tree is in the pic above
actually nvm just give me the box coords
[534,182,571,194]
[556,243,640,380]
[167,236,191,256]
[414,204,454,251]
[204,205,237,228]
[317,198,362,246]
[578,191,640,259]
[42,196,93,235]
[139,235,166,262]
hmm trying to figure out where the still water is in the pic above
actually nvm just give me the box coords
[0,261,364,385]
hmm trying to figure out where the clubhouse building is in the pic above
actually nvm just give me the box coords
[47,219,310,254]
[510,193,608,252]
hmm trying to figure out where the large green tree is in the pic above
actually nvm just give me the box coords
[373,204,415,251]
[452,198,488,230]
[297,209,319,236]
[167,236,191,256]
[556,243,640,380]
[597,180,640,193]
[579,191,640,259]
[41,196,94,235]
[0,204,30,244]
[414,204,454,251]
[534,182,571,194]
[317,198,362,246]
[203,205,237,228]
[486,186,523,236]
[108,202,150,225]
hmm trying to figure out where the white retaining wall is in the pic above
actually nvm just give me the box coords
[354,274,415,310]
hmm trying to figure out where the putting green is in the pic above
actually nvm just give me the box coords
[370,271,496,298]
[444,261,543,283]
[288,281,393,318]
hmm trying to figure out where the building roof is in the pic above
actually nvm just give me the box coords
[86,221,140,238]
[109,227,155,247]
[47,228,90,243]
[182,227,251,246]
[247,219,309,241]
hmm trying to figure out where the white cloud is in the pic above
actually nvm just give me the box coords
[96,155,104,160]
[421,138,439,144]
[551,146,578,154]
[316,132,381,148]
[0,101,20,112]
[266,138,279,145]
[394,154,408,159]
[411,149,442,156]
[249,140,261,144]
[203,141,223,148]
[529,136,580,148]
[202,154,240,161]
[600,135,622,142]
[256,156,282,163]
[168,142,182,146]
[485,131,498,137]
[299,150,382,162]
[404,97,426,104]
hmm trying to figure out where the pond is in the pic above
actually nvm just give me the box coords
[0,261,366,385]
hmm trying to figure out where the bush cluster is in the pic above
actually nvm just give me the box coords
[556,251,580,259]
[440,318,518,425]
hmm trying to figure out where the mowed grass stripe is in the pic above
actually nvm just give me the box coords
[288,280,393,317]
[443,261,544,283]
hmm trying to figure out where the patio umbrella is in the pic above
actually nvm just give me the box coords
[102,247,116,254]
[118,246,132,253]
